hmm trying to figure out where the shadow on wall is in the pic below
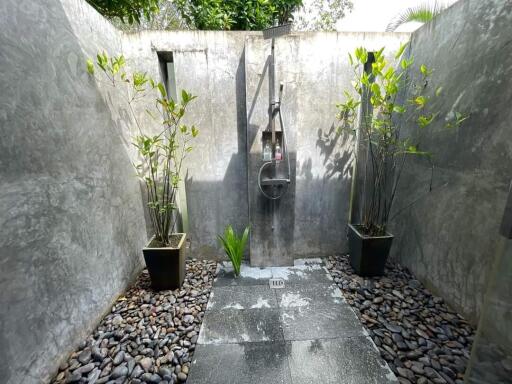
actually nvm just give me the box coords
[315,124,354,181]
[293,125,354,258]
[184,48,249,260]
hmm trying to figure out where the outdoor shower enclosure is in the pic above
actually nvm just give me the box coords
[1,0,511,382]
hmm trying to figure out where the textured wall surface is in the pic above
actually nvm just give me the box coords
[245,33,409,265]
[122,31,252,259]
[466,236,512,383]
[0,0,147,382]
[390,0,512,325]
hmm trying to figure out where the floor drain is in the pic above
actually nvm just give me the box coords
[269,278,285,289]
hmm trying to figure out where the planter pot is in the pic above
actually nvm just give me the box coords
[143,233,186,290]
[347,224,394,277]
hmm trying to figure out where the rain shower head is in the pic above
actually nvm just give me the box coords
[263,23,292,40]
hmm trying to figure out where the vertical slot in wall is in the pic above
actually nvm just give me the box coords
[158,51,178,102]
[157,51,189,237]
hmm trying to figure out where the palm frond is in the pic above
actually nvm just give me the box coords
[386,2,446,32]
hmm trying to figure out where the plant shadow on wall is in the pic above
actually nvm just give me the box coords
[336,44,470,277]
[315,123,354,180]
[86,53,199,290]
[181,50,250,259]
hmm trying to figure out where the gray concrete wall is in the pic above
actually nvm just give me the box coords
[246,32,409,265]
[122,31,252,259]
[390,0,512,325]
[466,236,512,383]
[0,0,147,382]
[122,31,409,265]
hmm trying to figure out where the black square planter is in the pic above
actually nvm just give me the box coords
[143,233,186,290]
[347,224,393,277]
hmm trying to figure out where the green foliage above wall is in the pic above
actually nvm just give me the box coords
[86,0,160,24]
[172,0,303,30]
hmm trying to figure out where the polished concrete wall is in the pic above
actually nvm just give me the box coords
[0,0,147,382]
[390,0,512,325]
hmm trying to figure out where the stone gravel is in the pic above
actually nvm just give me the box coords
[51,259,217,384]
[326,254,475,384]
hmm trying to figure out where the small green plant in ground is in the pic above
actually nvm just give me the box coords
[218,225,250,277]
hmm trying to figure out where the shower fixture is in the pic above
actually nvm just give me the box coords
[257,23,292,201]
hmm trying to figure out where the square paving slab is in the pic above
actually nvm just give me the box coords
[189,259,397,384]
[197,308,283,344]
[207,285,278,310]
[188,342,292,384]
[287,337,397,384]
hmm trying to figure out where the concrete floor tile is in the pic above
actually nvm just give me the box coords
[287,338,398,384]
[281,304,363,341]
[188,342,292,384]
[206,285,277,311]
[198,308,284,344]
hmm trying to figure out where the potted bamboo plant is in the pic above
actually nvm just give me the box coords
[87,53,198,289]
[336,44,467,276]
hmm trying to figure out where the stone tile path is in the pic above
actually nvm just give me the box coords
[187,259,398,384]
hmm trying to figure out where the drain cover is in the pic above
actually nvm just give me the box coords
[269,278,285,289]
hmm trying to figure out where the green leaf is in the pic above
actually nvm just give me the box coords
[393,105,406,114]
[355,47,368,64]
[417,113,436,128]
[420,64,432,76]
[395,42,408,59]
[413,95,427,108]
[86,58,95,74]
[157,82,167,98]
[386,3,446,32]
[401,57,414,70]
[371,83,381,96]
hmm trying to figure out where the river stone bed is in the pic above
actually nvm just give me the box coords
[51,260,217,384]
[326,255,475,384]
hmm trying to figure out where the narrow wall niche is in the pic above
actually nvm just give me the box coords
[158,51,178,102]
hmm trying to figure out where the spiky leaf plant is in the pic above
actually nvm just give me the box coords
[386,2,446,32]
[218,225,250,277]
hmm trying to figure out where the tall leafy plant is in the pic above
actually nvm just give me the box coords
[87,53,198,246]
[218,225,250,277]
[337,44,466,237]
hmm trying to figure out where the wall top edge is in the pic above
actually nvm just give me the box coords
[121,30,412,39]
